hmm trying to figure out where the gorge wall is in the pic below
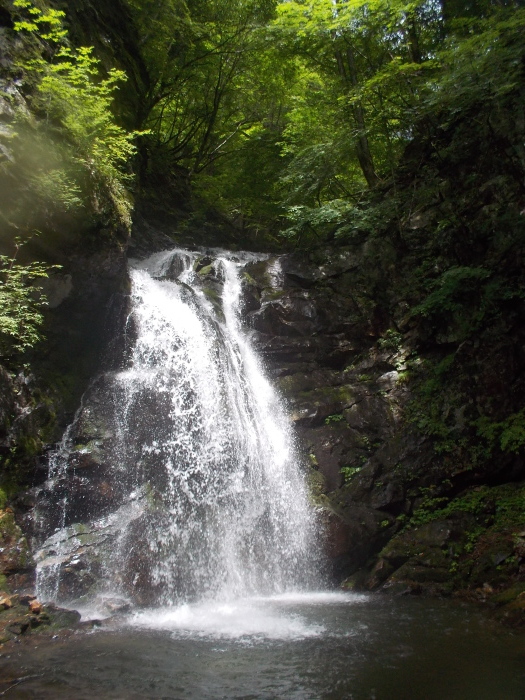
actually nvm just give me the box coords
[1,0,525,632]
[239,221,525,626]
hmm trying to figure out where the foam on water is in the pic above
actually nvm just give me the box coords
[261,591,369,605]
[126,592,369,641]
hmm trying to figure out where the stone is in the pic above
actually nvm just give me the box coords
[491,552,511,567]
[0,593,15,609]
[39,273,73,308]
[19,593,36,605]
[78,618,103,629]
[320,501,393,577]
[28,599,43,614]
[6,619,29,635]
[45,605,81,628]
[102,598,132,615]
[0,509,34,581]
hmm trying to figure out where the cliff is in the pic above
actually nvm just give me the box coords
[239,91,525,624]
[0,0,524,631]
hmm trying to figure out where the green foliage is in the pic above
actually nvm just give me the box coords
[405,483,525,534]
[340,465,363,482]
[377,329,403,353]
[13,0,66,42]
[34,46,143,223]
[407,354,462,451]
[325,413,344,424]
[411,266,490,318]
[281,200,353,243]
[423,9,525,125]
[29,167,83,212]
[11,0,144,226]
[0,239,57,356]
[475,410,525,455]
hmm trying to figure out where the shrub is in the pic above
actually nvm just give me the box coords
[0,239,58,356]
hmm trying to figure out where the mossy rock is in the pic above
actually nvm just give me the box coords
[197,264,214,278]
[277,369,343,397]
[0,509,34,576]
[493,592,525,628]
[490,582,525,606]
[306,466,326,505]
[261,289,287,302]
[389,561,451,584]
[243,259,275,289]
[290,384,356,425]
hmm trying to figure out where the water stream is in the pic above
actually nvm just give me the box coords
[9,247,525,698]
[1,594,524,699]
[35,248,321,614]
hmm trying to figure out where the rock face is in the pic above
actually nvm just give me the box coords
[0,241,129,529]
[3,239,525,620]
[0,508,34,592]
[241,246,525,610]
[241,247,411,576]
[0,0,130,509]
[0,245,129,607]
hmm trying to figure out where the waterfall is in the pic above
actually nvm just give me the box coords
[35,249,321,610]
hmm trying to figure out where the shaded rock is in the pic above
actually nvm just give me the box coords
[39,273,74,309]
[0,509,34,587]
[6,619,29,635]
[248,291,319,337]
[289,385,356,427]
[303,423,360,493]
[361,517,475,592]
[19,593,35,605]
[321,502,394,578]
[45,605,81,628]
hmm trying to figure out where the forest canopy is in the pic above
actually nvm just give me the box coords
[113,0,524,240]
[4,0,525,242]
[0,0,524,354]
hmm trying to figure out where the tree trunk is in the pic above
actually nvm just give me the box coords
[334,45,379,188]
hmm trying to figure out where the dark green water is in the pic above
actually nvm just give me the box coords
[0,593,523,699]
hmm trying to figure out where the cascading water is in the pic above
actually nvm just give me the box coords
[12,250,525,699]
[35,248,321,614]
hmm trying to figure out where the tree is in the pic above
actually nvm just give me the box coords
[8,0,145,227]
[123,0,278,177]
[274,1,443,189]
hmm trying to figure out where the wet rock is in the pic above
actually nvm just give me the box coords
[380,581,421,596]
[6,619,29,635]
[28,599,42,614]
[35,495,146,601]
[101,598,131,615]
[0,594,16,609]
[18,593,35,605]
[45,605,81,628]
[0,509,34,588]
[321,502,394,578]
[303,423,358,492]
[78,618,103,629]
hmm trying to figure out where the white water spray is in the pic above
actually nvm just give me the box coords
[36,249,321,610]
